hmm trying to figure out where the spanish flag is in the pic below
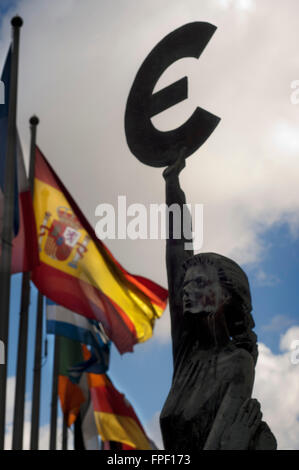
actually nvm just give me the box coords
[31,147,168,353]
[88,371,152,450]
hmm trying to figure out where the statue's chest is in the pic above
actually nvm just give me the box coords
[160,351,232,450]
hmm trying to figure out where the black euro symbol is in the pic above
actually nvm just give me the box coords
[125,22,221,167]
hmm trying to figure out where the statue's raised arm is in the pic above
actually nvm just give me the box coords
[163,154,193,363]
[161,157,277,451]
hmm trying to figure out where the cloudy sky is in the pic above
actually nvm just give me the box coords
[1,0,299,450]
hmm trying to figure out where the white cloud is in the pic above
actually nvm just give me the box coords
[255,269,280,287]
[254,326,299,450]
[153,306,171,344]
[4,376,74,450]
[217,0,255,11]
[237,0,254,10]
[145,411,164,450]
[271,120,299,156]
[279,326,299,352]
[261,314,296,332]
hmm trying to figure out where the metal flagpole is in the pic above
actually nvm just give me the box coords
[62,416,68,450]
[30,291,44,450]
[0,16,23,450]
[49,335,60,450]
[74,414,85,450]
[12,116,39,450]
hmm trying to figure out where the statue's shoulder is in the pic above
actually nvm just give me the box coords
[219,346,255,376]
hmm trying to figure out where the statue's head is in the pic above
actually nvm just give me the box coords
[182,252,257,360]
[183,252,251,313]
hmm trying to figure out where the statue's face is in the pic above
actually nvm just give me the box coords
[183,264,230,315]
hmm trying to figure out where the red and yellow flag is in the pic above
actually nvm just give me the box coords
[88,371,151,450]
[32,147,168,353]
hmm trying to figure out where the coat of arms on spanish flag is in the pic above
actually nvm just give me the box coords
[32,146,168,353]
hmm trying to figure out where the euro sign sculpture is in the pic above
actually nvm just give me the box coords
[125,22,277,450]
[125,22,220,167]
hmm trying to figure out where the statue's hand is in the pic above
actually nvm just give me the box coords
[220,398,262,450]
[162,152,186,180]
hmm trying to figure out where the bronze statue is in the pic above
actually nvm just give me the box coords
[159,156,277,450]
[124,20,277,451]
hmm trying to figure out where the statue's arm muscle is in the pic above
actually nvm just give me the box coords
[164,167,193,361]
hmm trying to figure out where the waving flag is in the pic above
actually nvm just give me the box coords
[75,399,101,450]
[58,337,86,427]
[32,146,168,353]
[58,340,153,450]
[58,337,101,449]
[68,350,109,383]
[46,298,110,366]
[88,371,152,450]
[78,345,153,450]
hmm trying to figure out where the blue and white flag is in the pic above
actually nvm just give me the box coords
[46,299,111,367]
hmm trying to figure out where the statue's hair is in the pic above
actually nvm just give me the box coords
[182,252,258,364]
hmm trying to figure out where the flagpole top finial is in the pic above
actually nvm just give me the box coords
[11,16,23,28]
[30,116,39,126]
